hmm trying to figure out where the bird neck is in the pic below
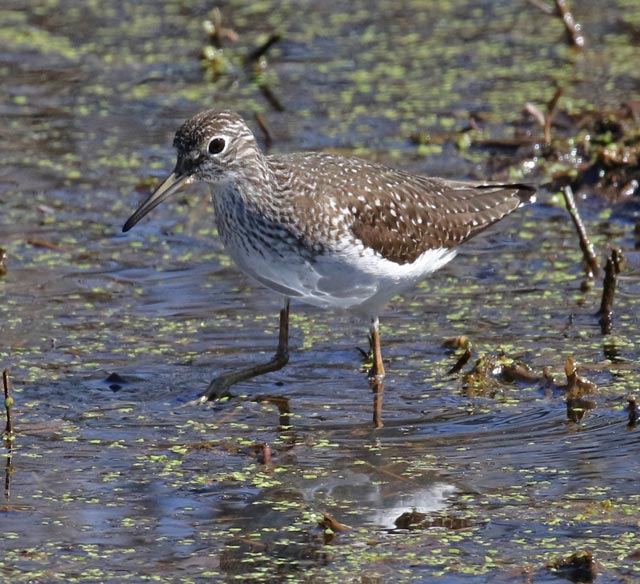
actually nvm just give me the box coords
[210,155,281,219]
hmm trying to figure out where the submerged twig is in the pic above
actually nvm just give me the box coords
[26,238,73,252]
[318,512,351,536]
[3,370,13,500]
[562,186,599,279]
[251,442,272,464]
[448,347,473,375]
[3,369,14,449]
[598,248,623,334]
[550,551,597,582]
[564,357,597,423]
[627,396,638,428]
[0,248,7,276]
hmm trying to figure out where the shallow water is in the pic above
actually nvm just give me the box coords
[2,1,640,582]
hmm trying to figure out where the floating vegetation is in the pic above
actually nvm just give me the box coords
[2,0,640,582]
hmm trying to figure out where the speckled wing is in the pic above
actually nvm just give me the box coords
[348,173,536,264]
[270,153,535,265]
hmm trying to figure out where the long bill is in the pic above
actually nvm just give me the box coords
[122,171,193,232]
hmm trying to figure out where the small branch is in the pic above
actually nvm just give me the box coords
[4,451,11,499]
[527,0,585,48]
[554,0,586,48]
[26,238,73,252]
[598,248,623,334]
[562,186,599,279]
[0,247,7,277]
[251,442,272,464]
[245,34,285,111]
[627,396,638,428]
[246,33,282,64]
[258,83,285,112]
[3,369,14,449]
[3,369,13,499]
[203,7,238,49]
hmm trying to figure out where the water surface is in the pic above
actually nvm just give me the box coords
[1,1,639,582]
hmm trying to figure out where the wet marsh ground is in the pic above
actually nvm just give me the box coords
[2,0,640,582]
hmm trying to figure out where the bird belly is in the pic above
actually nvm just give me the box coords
[224,232,457,316]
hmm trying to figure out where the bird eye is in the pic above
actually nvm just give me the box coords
[207,137,226,155]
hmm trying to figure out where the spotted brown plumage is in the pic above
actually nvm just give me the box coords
[261,153,534,265]
[123,109,536,401]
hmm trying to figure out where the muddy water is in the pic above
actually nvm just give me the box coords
[2,1,640,582]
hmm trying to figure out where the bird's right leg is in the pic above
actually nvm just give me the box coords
[195,298,290,402]
[368,316,385,381]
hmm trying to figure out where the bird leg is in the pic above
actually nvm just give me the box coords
[368,316,385,381]
[197,298,290,402]
[367,316,385,428]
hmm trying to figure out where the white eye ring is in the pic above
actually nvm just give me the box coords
[207,137,226,155]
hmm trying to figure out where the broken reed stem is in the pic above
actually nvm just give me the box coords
[3,369,14,449]
[562,186,599,279]
[259,84,285,112]
[628,396,638,428]
[554,0,586,48]
[245,34,284,111]
[448,347,473,375]
[246,33,282,63]
[204,7,239,49]
[598,248,623,334]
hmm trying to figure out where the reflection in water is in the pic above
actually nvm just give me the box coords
[215,456,457,578]
[370,376,384,429]
[303,471,457,530]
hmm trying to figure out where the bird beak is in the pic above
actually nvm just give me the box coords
[122,171,193,232]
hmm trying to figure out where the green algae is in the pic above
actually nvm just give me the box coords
[1,0,640,582]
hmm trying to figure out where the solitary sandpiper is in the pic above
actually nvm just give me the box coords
[123,110,535,401]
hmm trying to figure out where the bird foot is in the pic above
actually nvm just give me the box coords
[179,376,234,407]
[189,350,290,405]
[199,375,236,402]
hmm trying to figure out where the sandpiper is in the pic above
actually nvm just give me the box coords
[123,110,535,401]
